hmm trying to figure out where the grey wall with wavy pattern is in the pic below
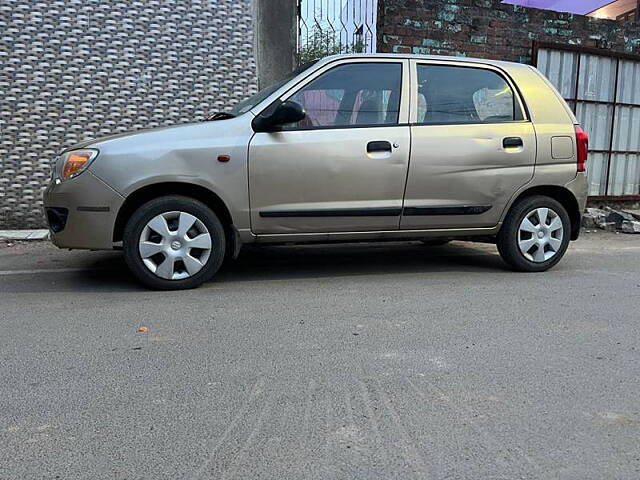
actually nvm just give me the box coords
[0,0,258,229]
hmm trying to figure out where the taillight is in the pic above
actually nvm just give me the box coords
[575,126,588,173]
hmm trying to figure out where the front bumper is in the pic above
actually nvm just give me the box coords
[43,170,125,250]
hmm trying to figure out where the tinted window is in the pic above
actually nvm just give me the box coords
[284,63,402,129]
[416,65,519,124]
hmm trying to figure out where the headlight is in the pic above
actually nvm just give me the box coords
[61,149,99,179]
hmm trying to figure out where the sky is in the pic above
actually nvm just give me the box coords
[501,0,617,15]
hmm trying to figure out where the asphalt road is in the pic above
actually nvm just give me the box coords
[1,232,639,479]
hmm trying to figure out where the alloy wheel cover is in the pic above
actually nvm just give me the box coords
[517,207,564,263]
[138,211,212,280]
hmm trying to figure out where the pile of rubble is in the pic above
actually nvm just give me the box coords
[582,207,640,234]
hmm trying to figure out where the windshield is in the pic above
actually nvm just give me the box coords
[229,61,318,116]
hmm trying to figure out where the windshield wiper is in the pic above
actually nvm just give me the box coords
[206,112,235,121]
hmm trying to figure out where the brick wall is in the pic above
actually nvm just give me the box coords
[378,0,640,63]
[0,0,257,229]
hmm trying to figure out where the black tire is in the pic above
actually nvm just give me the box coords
[420,239,450,246]
[123,195,226,290]
[497,195,570,272]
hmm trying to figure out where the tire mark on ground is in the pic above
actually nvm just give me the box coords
[220,391,275,480]
[374,378,429,479]
[406,376,542,478]
[356,378,388,466]
[302,378,316,445]
[322,390,336,478]
[293,378,317,479]
[191,377,264,480]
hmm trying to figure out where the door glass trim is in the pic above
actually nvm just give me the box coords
[409,120,531,127]
[268,123,412,132]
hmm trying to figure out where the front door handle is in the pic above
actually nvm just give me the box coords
[503,137,523,148]
[367,141,392,153]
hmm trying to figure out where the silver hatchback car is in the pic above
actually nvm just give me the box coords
[44,54,588,289]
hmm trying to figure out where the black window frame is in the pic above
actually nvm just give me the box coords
[412,63,528,127]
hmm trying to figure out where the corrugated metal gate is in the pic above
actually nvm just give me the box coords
[297,0,377,64]
[534,42,640,199]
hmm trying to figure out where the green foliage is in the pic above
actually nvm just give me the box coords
[298,26,367,65]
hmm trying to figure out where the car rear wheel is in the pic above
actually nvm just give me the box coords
[497,195,570,272]
[123,196,226,290]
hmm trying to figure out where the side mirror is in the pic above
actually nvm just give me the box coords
[252,100,306,132]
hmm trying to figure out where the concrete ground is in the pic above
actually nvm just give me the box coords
[1,232,639,479]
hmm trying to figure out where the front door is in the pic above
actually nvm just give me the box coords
[401,61,536,230]
[248,60,410,234]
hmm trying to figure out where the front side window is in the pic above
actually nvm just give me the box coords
[416,65,520,125]
[284,62,402,129]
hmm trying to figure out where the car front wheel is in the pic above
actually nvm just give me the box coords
[497,195,570,272]
[123,195,226,290]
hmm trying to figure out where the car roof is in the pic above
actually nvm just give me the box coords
[315,53,531,71]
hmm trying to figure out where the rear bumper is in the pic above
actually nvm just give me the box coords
[566,172,588,212]
[43,171,124,250]
[565,172,588,240]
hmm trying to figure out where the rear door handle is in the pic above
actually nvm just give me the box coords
[503,137,523,148]
[367,141,392,153]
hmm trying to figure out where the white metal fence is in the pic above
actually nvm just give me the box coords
[535,43,640,198]
[297,0,377,63]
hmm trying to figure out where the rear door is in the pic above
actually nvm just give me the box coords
[248,59,411,234]
[401,60,536,230]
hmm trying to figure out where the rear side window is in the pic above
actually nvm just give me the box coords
[416,65,523,125]
[284,63,402,129]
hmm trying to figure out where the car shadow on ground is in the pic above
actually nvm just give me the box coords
[2,241,509,294]
[219,241,506,283]
[100,241,505,292]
